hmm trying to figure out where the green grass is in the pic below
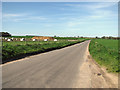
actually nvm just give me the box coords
[89,39,119,73]
[7,36,34,38]
[93,39,118,50]
[54,37,85,40]
[3,41,58,46]
[2,39,86,63]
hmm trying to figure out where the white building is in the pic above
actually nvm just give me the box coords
[11,38,14,40]
[5,38,7,40]
[54,39,57,41]
[7,39,12,41]
[32,39,36,41]
[44,39,48,41]
[20,38,25,41]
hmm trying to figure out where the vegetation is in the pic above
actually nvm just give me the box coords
[89,39,119,73]
[9,36,34,38]
[101,36,120,40]
[2,39,85,63]
[54,37,87,40]
[0,32,11,37]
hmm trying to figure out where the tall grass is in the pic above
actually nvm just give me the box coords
[9,36,34,38]
[89,39,119,73]
[2,40,85,63]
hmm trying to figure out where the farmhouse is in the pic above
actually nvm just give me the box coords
[20,38,25,41]
[54,39,57,41]
[7,39,12,42]
[32,36,54,41]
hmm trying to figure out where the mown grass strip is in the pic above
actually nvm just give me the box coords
[89,39,119,73]
[2,40,85,64]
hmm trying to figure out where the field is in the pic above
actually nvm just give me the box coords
[2,38,86,63]
[9,36,34,38]
[89,39,119,73]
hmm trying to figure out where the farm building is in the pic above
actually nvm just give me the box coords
[32,36,54,41]
[54,39,57,41]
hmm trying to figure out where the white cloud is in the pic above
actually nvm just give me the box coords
[64,2,117,20]
[90,9,117,20]
[67,21,82,27]
[27,16,47,20]
[3,13,26,18]
[3,13,48,22]
[85,3,117,9]
[14,16,47,22]
[44,24,53,27]
[64,2,117,9]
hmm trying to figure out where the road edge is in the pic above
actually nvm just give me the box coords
[87,40,118,88]
[2,40,86,66]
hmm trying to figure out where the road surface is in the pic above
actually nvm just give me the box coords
[2,40,115,88]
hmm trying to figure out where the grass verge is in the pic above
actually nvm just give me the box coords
[2,40,85,63]
[89,39,119,73]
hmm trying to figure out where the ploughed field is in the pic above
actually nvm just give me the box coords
[89,39,119,73]
[2,38,85,63]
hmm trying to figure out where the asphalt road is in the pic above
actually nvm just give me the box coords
[2,40,90,88]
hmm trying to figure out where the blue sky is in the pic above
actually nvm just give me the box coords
[2,2,118,37]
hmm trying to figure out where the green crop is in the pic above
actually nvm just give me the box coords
[89,39,119,73]
[2,39,86,63]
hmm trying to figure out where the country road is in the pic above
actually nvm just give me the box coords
[2,40,117,88]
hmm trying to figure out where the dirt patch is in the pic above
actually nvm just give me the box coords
[87,41,118,88]
[73,59,91,88]
[88,54,118,88]
[88,55,109,88]
[74,40,118,88]
[74,55,110,88]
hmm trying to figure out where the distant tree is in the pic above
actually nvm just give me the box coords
[81,36,83,38]
[108,36,113,39]
[54,35,56,37]
[0,32,11,37]
[102,36,106,39]
[96,36,98,39]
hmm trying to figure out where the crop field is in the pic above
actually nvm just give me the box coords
[2,38,86,63]
[3,41,61,46]
[54,37,86,40]
[89,39,119,73]
[10,36,34,38]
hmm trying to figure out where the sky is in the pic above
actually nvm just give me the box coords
[2,2,118,37]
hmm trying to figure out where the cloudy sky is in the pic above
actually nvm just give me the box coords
[2,2,118,37]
